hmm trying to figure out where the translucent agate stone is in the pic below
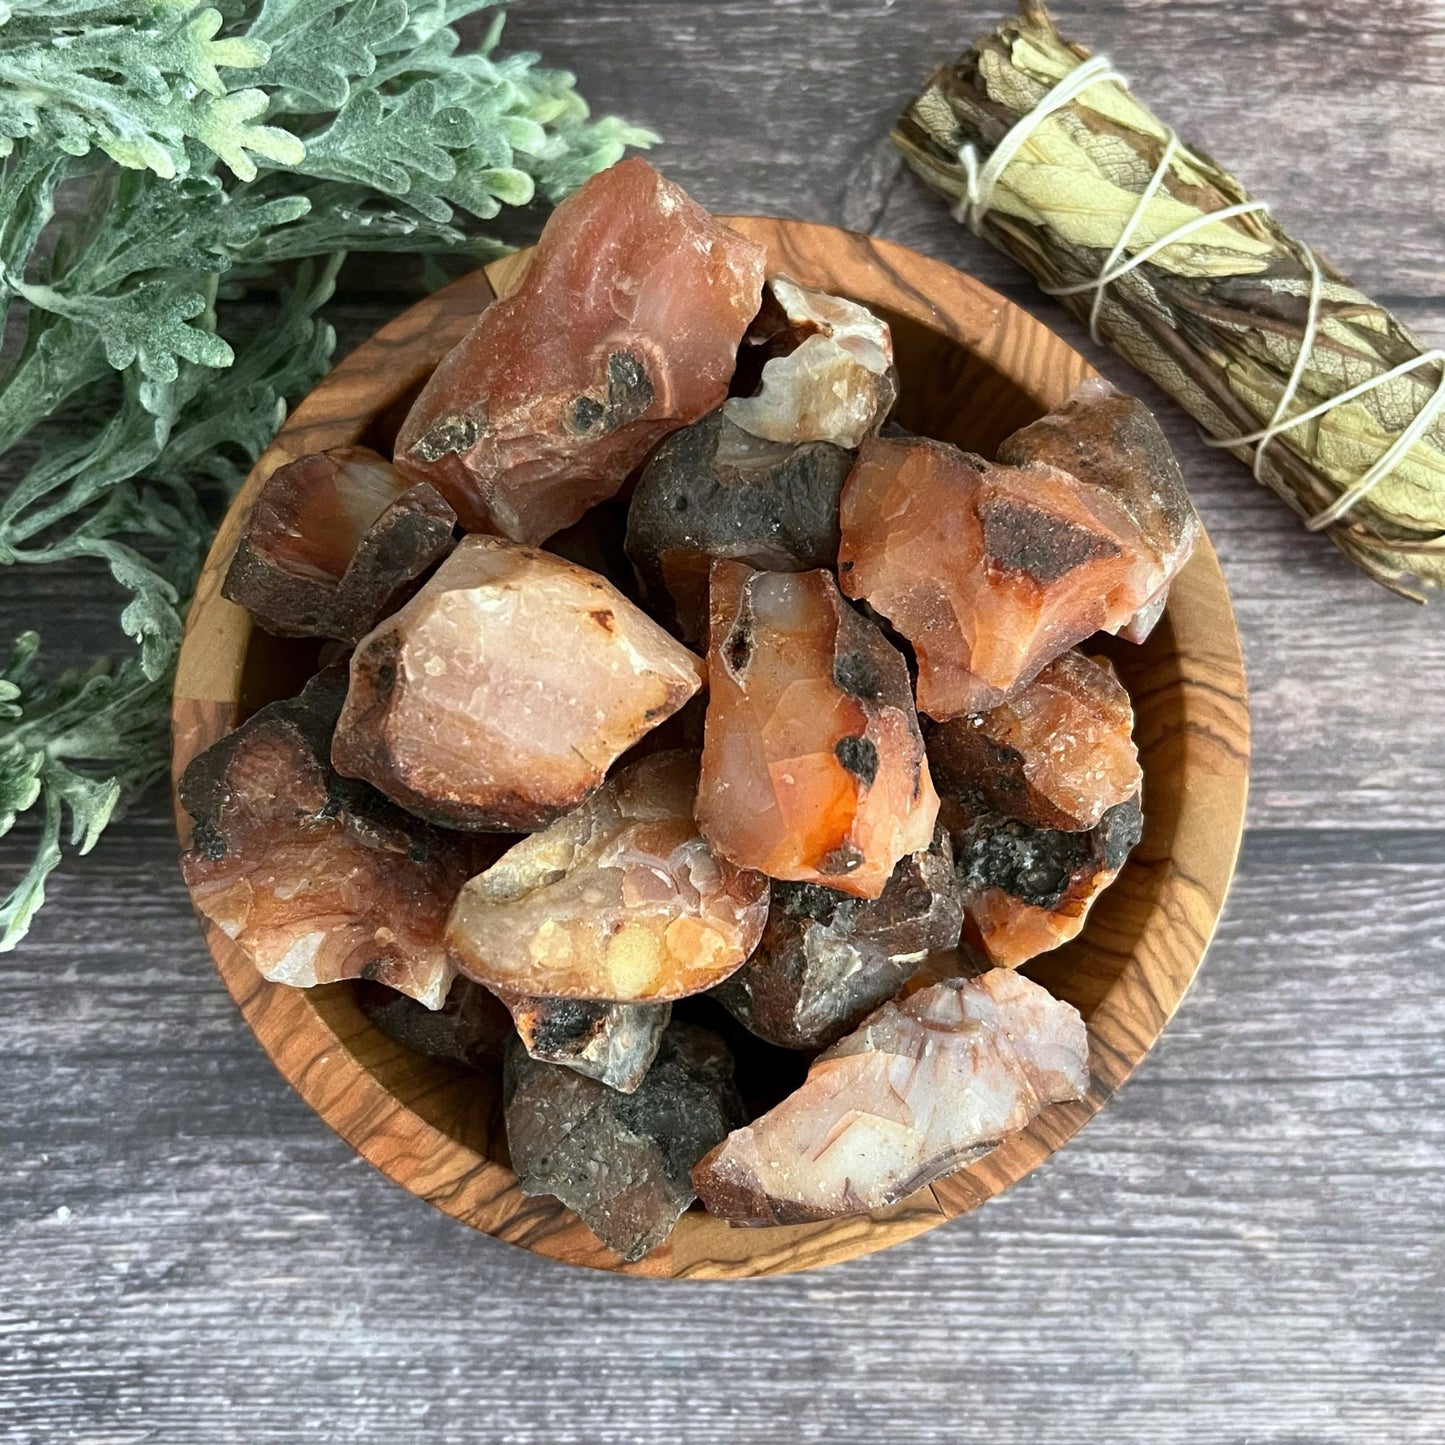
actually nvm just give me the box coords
[505,1023,743,1261]
[924,651,1142,833]
[998,378,1198,643]
[838,436,1162,718]
[393,158,767,543]
[693,970,1088,1224]
[625,407,853,640]
[222,446,456,643]
[696,561,939,899]
[725,276,896,448]
[179,666,490,1011]
[446,751,769,1003]
[331,536,703,832]
[494,992,670,1094]
[710,825,962,1051]
[949,797,1143,967]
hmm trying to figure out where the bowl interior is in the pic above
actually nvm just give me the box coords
[173,218,1249,1278]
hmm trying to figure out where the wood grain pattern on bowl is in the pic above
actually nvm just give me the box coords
[170,217,1251,1279]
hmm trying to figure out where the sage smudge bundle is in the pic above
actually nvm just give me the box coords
[893,1,1445,598]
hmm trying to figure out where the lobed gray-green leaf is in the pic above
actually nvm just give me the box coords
[0,1,655,947]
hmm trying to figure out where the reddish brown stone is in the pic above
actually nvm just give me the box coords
[948,797,1143,967]
[179,665,489,1010]
[446,752,769,1003]
[838,437,1162,718]
[725,276,896,448]
[625,407,853,641]
[493,991,670,1093]
[222,447,456,643]
[331,536,704,832]
[925,651,1141,833]
[696,561,939,899]
[393,158,766,543]
[692,970,1089,1224]
[710,825,962,1051]
[998,378,1198,643]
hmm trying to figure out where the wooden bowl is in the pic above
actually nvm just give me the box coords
[171,217,1250,1279]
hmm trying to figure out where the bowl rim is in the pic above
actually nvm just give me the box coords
[171,215,1251,1279]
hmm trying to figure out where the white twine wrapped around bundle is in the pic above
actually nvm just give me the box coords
[950,53,1445,534]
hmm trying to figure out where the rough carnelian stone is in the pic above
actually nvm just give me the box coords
[925,650,1141,832]
[696,561,939,899]
[179,666,491,1010]
[222,446,455,643]
[693,970,1088,1224]
[998,378,1198,643]
[331,536,703,832]
[446,752,769,1003]
[838,436,1160,718]
[948,797,1143,967]
[393,158,767,543]
[724,276,896,448]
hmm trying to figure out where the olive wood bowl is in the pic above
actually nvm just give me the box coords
[171,217,1250,1279]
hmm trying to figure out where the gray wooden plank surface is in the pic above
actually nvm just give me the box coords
[3,1,1444,1441]
[5,825,1443,1443]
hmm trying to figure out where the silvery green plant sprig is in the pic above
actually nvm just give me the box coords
[0,0,655,947]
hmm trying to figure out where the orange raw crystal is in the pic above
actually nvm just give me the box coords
[446,752,769,1003]
[693,970,1088,1224]
[393,158,766,543]
[998,378,1198,643]
[925,650,1141,832]
[179,666,492,1011]
[332,536,703,832]
[948,797,1143,967]
[222,446,455,643]
[696,561,938,899]
[838,436,1160,718]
